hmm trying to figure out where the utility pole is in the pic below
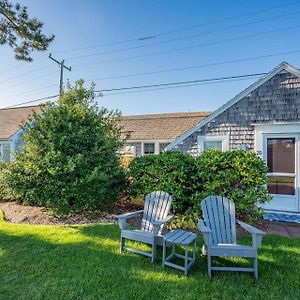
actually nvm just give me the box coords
[49,54,72,96]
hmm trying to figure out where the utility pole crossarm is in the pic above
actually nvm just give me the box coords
[49,53,72,95]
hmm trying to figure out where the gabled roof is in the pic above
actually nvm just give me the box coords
[0,105,210,141]
[0,105,42,139]
[166,62,300,150]
[121,111,211,141]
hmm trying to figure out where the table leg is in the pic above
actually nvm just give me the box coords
[184,245,188,276]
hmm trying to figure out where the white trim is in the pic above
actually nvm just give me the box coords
[125,139,172,156]
[126,139,172,143]
[197,135,229,155]
[166,62,300,151]
[254,125,300,212]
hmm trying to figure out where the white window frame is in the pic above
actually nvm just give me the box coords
[126,139,172,157]
[197,135,229,155]
[142,142,156,156]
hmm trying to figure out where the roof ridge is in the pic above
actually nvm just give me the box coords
[122,111,211,120]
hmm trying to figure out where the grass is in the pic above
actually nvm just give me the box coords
[0,213,299,300]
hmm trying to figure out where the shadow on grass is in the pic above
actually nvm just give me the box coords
[0,222,299,300]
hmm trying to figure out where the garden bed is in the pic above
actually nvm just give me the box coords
[0,200,299,237]
[0,199,142,226]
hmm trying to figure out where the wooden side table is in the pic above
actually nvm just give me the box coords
[162,230,197,275]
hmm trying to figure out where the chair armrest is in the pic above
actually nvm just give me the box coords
[152,215,174,236]
[117,210,144,230]
[237,220,265,248]
[198,219,212,246]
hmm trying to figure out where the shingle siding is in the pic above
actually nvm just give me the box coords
[174,71,300,155]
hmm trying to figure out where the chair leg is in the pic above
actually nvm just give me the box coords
[120,236,125,253]
[151,240,157,263]
[253,256,258,279]
[207,254,212,277]
[162,239,166,268]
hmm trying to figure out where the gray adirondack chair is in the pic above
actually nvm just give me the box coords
[118,191,173,263]
[198,196,265,279]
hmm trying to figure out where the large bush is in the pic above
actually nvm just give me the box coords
[192,149,271,220]
[2,81,126,213]
[129,149,270,221]
[128,151,197,213]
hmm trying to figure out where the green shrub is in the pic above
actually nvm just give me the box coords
[128,151,197,213]
[192,149,271,221]
[128,149,270,222]
[167,209,199,230]
[0,161,15,200]
[2,81,126,213]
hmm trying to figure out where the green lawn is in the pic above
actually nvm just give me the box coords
[0,214,299,300]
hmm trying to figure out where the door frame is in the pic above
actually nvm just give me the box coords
[254,123,300,213]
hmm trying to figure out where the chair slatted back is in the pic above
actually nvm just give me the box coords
[201,196,236,245]
[141,191,172,234]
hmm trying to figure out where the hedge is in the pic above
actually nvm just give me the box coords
[128,149,271,221]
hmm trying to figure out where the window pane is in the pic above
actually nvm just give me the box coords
[267,138,295,173]
[144,143,155,155]
[203,141,222,151]
[268,176,295,195]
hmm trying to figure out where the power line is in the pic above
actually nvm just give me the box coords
[154,0,300,37]
[1,3,299,87]
[75,24,300,67]
[4,84,58,99]
[2,72,267,109]
[86,49,300,82]
[95,73,266,93]
[2,94,59,109]
[102,76,263,97]
[0,65,49,84]
[66,11,300,61]
[1,71,57,90]
[52,0,300,54]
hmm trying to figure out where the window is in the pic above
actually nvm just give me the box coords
[143,143,155,155]
[0,142,11,162]
[203,140,223,151]
[197,135,229,154]
[266,137,296,195]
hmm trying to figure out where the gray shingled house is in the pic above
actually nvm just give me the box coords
[0,105,42,162]
[166,62,300,214]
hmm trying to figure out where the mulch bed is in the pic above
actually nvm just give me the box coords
[0,199,142,226]
[0,199,299,238]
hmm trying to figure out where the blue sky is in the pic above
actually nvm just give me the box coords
[1,0,300,115]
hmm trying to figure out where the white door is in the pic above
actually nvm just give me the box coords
[262,134,299,212]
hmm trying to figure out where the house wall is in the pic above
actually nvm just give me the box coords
[173,70,300,156]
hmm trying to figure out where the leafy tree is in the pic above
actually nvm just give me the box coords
[3,81,126,213]
[0,0,54,61]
